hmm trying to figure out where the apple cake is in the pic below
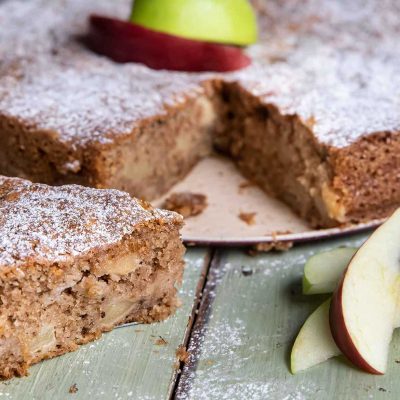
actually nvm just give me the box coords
[0,175,184,379]
[1,0,400,227]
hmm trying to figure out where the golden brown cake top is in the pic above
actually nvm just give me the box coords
[0,176,181,266]
[0,0,400,148]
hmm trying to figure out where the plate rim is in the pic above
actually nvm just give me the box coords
[182,218,384,246]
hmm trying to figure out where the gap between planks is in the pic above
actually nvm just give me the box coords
[171,249,222,399]
[169,248,216,399]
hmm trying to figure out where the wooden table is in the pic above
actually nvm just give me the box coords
[2,231,400,399]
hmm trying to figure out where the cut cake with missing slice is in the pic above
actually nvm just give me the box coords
[1,0,400,228]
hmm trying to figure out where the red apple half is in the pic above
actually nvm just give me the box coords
[85,15,251,72]
[330,209,400,374]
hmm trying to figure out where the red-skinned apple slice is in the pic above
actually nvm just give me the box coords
[85,15,251,72]
[330,209,400,374]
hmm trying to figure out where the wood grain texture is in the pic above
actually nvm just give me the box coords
[177,233,400,400]
[0,248,210,400]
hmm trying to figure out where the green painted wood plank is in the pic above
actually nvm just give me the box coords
[0,248,210,400]
[177,233,400,400]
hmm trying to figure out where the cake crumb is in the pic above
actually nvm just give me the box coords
[155,336,168,346]
[247,231,293,255]
[238,181,255,193]
[69,384,78,394]
[162,192,207,218]
[248,241,293,255]
[176,345,190,364]
[238,212,256,225]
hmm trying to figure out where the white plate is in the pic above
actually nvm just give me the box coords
[153,155,382,246]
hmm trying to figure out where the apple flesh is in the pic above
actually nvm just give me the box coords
[86,15,251,72]
[302,247,357,295]
[291,298,340,374]
[130,0,257,46]
[330,209,400,374]
[303,247,400,329]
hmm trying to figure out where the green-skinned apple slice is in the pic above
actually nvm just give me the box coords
[330,209,400,374]
[303,248,357,295]
[130,0,257,46]
[291,298,340,374]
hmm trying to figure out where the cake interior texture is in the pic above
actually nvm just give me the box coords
[0,176,184,379]
[2,81,399,228]
[1,0,400,228]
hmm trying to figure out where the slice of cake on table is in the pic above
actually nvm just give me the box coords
[0,176,185,379]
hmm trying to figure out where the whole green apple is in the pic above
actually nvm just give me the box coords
[130,0,257,46]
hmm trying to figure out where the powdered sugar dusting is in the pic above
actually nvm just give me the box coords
[0,56,204,146]
[238,0,400,147]
[1,0,400,149]
[0,0,206,146]
[176,259,321,400]
[0,176,180,266]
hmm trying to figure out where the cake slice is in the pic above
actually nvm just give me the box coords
[0,176,185,379]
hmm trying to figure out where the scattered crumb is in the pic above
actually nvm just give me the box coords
[268,230,293,237]
[134,329,143,333]
[247,240,293,255]
[247,231,293,255]
[379,387,387,392]
[267,55,288,64]
[155,336,168,346]
[396,360,400,364]
[69,384,78,394]
[238,212,257,225]
[162,192,208,218]
[241,266,253,276]
[176,345,190,364]
[238,181,255,193]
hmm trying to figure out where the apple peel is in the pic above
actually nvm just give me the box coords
[130,0,258,46]
[86,15,251,72]
[329,209,400,374]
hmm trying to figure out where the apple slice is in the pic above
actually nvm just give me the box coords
[291,298,340,374]
[303,247,357,295]
[130,0,257,46]
[330,209,400,374]
[86,15,251,72]
[303,246,400,329]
